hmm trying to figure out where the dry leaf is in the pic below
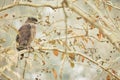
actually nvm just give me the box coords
[67,30,73,34]
[82,56,85,62]
[73,38,77,44]
[52,68,57,80]
[49,40,56,44]
[97,30,103,40]
[106,75,111,80]
[112,69,116,74]
[42,60,45,65]
[90,25,95,29]
[53,49,59,56]
[96,15,99,18]
[76,17,82,20]
[69,53,75,60]
[0,14,8,19]
[108,5,112,11]
[4,14,8,17]
[70,61,75,68]
[81,36,88,43]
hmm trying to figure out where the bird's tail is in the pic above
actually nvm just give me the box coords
[17,46,27,51]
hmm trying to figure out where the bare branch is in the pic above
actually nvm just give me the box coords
[23,59,27,79]
[0,2,62,12]
[58,1,69,79]
[0,72,13,80]
[17,46,120,80]
[66,0,120,53]
[106,2,120,10]
[40,47,120,80]
[62,0,68,53]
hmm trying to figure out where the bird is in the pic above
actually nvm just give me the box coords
[16,17,38,51]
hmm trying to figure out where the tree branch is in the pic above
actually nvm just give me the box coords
[41,47,120,80]
[18,46,120,80]
[66,0,120,53]
[0,2,62,12]
[106,2,120,10]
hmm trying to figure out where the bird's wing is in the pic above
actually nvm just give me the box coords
[16,34,19,43]
[17,24,31,46]
[30,25,36,43]
[16,23,36,51]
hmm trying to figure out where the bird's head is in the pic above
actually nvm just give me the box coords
[25,17,38,24]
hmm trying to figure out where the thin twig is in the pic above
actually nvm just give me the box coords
[0,72,12,80]
[23,59,27,79]
[62,0,68,53]
[59,1,69,80]
[59,54,67,80]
